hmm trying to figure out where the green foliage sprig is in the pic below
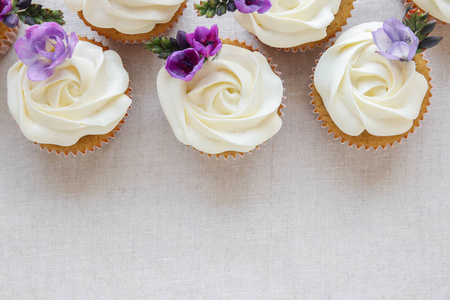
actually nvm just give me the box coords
[195,0,236,18]
[403,6,443,53]
[144,37,180,59]
[9,0,65,26]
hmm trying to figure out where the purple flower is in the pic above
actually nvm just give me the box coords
[186,24,222,58]
[372,17,419,61]
[0,0,12,22]
[234,0,272,14]
[14,22,79,81]
[165,48,204,81]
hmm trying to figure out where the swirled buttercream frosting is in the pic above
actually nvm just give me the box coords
[157,44,283,154]
[8,40,132,146]
[233,0,342,48]
[314,22,428,136]
[65,0,185,34]
[412,0,450,23]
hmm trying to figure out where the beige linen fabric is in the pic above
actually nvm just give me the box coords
[0,0,449,299]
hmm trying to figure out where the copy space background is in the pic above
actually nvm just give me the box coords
[0,0,449,299]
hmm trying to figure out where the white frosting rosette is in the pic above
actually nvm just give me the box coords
[157,43,284,156]
[65,0,186,34]
[233,0,343,48]
[8,40,132,147]
[411,0,450,23]
[314,22,429,138]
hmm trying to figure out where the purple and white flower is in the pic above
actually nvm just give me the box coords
[146,25,224,81]
[372,17,419,61]
[234,0,271,14]
[0,0,12,21]
[14,22,79,81]
[186,24,222,58]
[166,48,204,81]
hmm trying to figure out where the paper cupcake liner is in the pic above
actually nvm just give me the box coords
[36,37,132,157]
[403,1,449,25]
[279,0,356,53]
[0,23,19,58]
[38,115,129,157]
[76,1,187,44]
[309,51,434,151]
[188,38,286,160]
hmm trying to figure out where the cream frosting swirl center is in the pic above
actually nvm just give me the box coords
[314,22,428,136]
[157,44,283,154]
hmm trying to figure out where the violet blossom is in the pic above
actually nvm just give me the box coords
[165,48,204,81]
[372,17,419,61]
[186,25,222,58]
[14,22,78,81]
[0,0,12,22]
[234,0,272,14]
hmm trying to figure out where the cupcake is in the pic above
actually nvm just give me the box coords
[311,9,442,150]
[0,0,65,57]
[407,1,450,24]
[8,22,132,156]
[195,0,355,51]
[0,21,18,57]
[65,0,187,43]
[146,25,285,159]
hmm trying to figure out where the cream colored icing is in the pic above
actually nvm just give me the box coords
[8,41,131,146]
[314,22,428,136]
[157,44,283,154]
[65,0,185,34]
[413,0,450,23]
[233,0,342,48]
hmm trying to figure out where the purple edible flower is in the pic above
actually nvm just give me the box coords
[0,0,12,22]
[166,48,204,81]
[372,17,419,61]
[234,0,272,14]
[186,24,222,58]
[14,22,79,81]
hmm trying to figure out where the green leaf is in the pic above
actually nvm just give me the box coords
[419,21,436,36]
[195,0,232,18]
[196,7,207,16]
[418,36,443,50]
[161,37,173,49]
[205,7,216,18]
[17,5,65,25]
[144,37,180,59]
[217,3,227,16]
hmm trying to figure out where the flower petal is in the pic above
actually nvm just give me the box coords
[257,0,272,13]
[27,61,54,81]
[14,22,79,81]
[372,28,392,53]
[389,41,412,61]
[383,18,405,42]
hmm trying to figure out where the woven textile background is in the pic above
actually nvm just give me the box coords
[0,0,449,299]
